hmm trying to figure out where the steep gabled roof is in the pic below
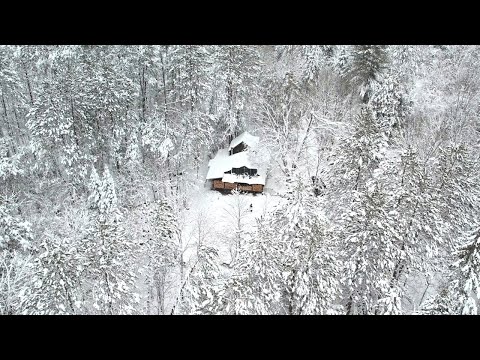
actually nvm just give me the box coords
[206,131,265,185]
[206,149,256,180]
[228,131,259,151]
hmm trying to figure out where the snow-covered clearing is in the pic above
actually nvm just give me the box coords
[178,175,283,268]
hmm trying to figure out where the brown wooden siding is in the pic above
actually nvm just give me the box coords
[224,182,236,190]
[252,184,264,192]
[213,179,224,189]
[238,184,253,192]
[211,180,264,193]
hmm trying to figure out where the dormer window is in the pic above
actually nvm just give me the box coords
[229,142,247,155]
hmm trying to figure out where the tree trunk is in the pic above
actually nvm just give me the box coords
[23,63,34,105]
[159,46,169,124]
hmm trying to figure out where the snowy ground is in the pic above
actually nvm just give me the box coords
[160,153,287,313]
[179,180,283,267]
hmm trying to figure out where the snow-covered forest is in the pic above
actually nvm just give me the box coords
[1,45,480,315]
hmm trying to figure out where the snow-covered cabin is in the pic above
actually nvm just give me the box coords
[206,131,266,193]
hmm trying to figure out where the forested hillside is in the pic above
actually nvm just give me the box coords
[1,45,480,315]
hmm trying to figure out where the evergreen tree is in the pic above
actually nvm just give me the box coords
[87,165,101,209]
[175,244,221,315]
[434,144,479,238]
[450,226,480,314]
[276,172,340,314]
[327,106,388,202]
[170,45,212,112]
[21,235,83,315]
[348,45,388,103]
[383,147,443,299]
[369,70,412,134]
[0,136,24,181]
[340,181,402,314]
[0,45,29,153]
[0,249,31,315]
[214,219,283,314]
[333,45,353,79]
[0,200,33,314]
[139,199,180,314]
[367,146,442,313]
[421,225,480,315]
[0,200,32,252]
[212,45,262,138]
[84,165,139,314]
[300,45,334,84]
[216,171,340,315]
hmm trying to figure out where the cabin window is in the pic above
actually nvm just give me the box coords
[231,142,247,155]
[231,167,257,176]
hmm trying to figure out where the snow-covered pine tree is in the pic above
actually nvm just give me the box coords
[20,200,92,315]
[326,106,389,209]
[381,146,443,311]
[0,136,24,182]
[300,45,335,85]
[84,165,139,314]
[347,45,388,103]
[175,243,221,315]
[417,285,454,315]
[333,45,353,80]
[170,45,212,112]
[0,46,30,163]
[369,69,412,135]
[21,235,83,315]
[434,143,479,240]
[450,226,480,314]
[65,46,137,173]
[0,200,33,314]
[340,180,403,315]
[340,143,447,315]
[387,45,427,80]
[177,110,215,180]
[212,45,262,139]
[258,70,305,175]
[0,249,31,315]
[275,171,340,314]
[213,218,283,315]
[25,46,97,181]
[87,165,101,209]
[0,200,32,252]
[27,75,77,178]
[216,170,341,315]
[140,199,180,314]
[222,189,252,265]
[421,225,480,315]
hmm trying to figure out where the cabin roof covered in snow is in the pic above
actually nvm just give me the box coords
[206,149,256,179]
[222,173,266,185]
[206,131,265,184]
[228,131,259,151]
